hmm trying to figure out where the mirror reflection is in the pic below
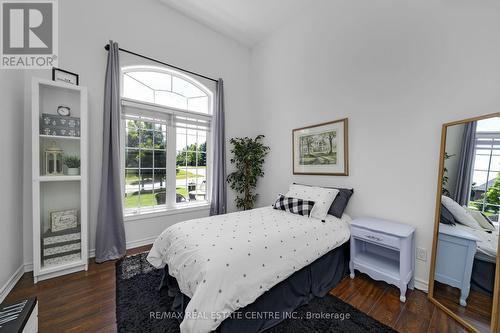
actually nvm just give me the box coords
[434,116,500,333]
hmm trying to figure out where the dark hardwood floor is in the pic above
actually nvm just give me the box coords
[5,245,471,333]
[432,281,492,333]
[330,274,472,333]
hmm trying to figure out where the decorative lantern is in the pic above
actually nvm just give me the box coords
[45,142,64,175]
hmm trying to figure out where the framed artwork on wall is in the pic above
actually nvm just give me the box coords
[292,118,349,176]
[52,68,79,86]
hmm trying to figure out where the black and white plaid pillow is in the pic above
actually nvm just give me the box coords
[272,194,315,217]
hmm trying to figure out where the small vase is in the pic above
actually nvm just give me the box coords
[67,168,80,176]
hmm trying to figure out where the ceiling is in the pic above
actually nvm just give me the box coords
[159,0,311,47]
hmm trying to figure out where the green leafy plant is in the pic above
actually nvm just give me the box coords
[442,152,455,196]
[483,174,500,213]
[227,135,270,210]
[63,155,80,168]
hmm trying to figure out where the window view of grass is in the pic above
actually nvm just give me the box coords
[124,119,208,214]
[124,187,189,209]
[176,168,204,180]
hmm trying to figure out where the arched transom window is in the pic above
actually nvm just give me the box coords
[123,66,211,114]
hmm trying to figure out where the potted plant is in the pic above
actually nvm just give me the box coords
[227,135,270,210]
[63,155,80,175]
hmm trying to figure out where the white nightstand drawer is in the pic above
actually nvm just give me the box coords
[351,226,400,249]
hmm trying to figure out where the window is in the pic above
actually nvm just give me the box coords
[121,66,212,216]
[123,68,210,114]
[469,118,500,222]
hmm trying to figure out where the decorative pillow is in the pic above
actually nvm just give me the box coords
[328,188,354,218]
[292,183,353,218]
[466,208,496,231]
[272,194,315,217]
[285,184,339,220]
[440,204,456,226]
[441,195,481,229]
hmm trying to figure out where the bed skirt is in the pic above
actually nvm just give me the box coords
[159,241,350,333]
[471,257,496,296]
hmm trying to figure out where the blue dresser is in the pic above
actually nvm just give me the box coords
[349,217,416,302]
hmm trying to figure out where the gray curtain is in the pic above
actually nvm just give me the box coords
[454,121,477,206]
[209,79,227,215]
[95,41,126,263]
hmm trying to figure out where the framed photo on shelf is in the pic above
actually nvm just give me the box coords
[292,118,349,176]
[52,68,79,86]
[50,209,78,232]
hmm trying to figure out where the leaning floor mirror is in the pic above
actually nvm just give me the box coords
[429,113,500,333]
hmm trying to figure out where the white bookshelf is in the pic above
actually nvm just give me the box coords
[32,78,88,283]
[39,134,81,140]
[39,175,82,182]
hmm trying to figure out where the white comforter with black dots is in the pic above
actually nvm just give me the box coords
[147,206,351,333]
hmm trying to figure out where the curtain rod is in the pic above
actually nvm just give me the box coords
[104,44,219,83]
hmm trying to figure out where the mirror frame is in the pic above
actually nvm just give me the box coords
[428,112,500,333]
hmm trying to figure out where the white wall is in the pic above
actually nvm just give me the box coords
[22,0,254,266]
[251,0,500,289]
[0,71,25,301]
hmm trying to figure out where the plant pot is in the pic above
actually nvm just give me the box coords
[67,168,80,176]
[155,192,166,205]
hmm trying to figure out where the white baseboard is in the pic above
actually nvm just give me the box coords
[88,235,157,259]
[24,262,33,273]
[414,277,429,293]
[0,265,25,303]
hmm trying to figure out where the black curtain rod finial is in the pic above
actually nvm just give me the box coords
[103,43,218,83]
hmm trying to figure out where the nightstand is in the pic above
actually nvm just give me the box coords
[435,224,479,307]
[349,217,416,302]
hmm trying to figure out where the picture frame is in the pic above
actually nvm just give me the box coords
[50,209,79,232]
[52,68,79,86]
[292,118,349,176]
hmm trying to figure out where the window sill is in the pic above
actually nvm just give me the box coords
[124,203,211,222]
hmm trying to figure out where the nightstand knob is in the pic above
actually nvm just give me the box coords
[366,235,382,242]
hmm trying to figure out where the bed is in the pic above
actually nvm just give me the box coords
[147,206,351,333]
[454,222,498,295]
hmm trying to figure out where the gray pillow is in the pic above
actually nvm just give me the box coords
[440,204,456,226]
[328,188,353,218]
[292,183,353,218]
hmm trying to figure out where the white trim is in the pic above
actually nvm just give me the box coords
[36,264,87,283]
[124,236,158,252]
[124,203,210,222]
[0,265,24,303]
[88,235,160,258]
[122,98,213,122]
[24,262,34,272]
[414,277,429,292]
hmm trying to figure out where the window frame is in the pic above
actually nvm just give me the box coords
[120,66,214,218]
[469,131,500,216]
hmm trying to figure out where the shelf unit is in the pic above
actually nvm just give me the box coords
[32,78,88,283]
[39,134,81,141]
[39,175,82,182]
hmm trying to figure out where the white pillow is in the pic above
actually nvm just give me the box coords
[466,208,496,231]
[441,195,481,229]
[286,184,339,220]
